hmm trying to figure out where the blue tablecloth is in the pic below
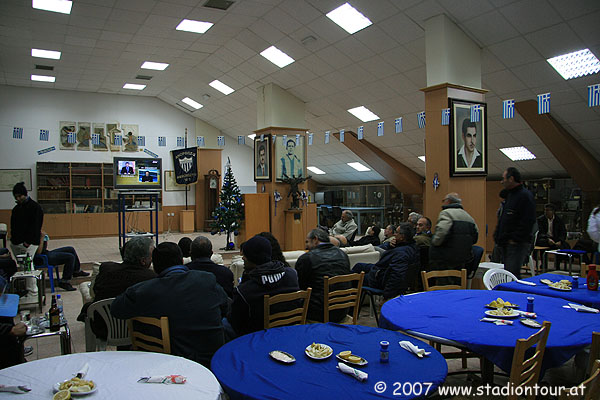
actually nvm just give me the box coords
[380,290,600,374]
[211,323,448,400]
[495,273,600,308]
[0,294,19,317]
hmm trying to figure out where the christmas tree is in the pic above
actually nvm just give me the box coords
[211,158,244,250]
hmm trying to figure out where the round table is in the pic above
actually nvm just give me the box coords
[0,351,224,399]
[380,290,600,374]
[211,323,448,400]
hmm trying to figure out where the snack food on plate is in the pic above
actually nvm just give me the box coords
[487,307,516,316]
[488,298,517,308]
[58,377,95,393]
[306,343,332,358]
[549,280,571,290]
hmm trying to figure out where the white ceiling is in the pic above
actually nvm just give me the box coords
[1,0,599,185]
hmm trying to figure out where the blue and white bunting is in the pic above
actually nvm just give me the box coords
[217,136,225,147]
[417,112,426,129]
[114,134,122,146]
[67,131,76,143]
[588,84,600,107]
[13,127,23,139]
[357,126,364,140]
[91,133,100,145]
[470,105,481,122]
[377,121,384,136]
[39,129,49,141]
[295,134,300,145]
[144,148,159,158]
[395,117,403,133]
[37,146,56,155]
[537,93,550,114]
[282,134,287,146]
[325,131,330,144]
[260,134,265,142]
[308,133,313,145]
[158,136,166,147]
[502,99,515,119]
[237,135,245,145]
[339,129,345,143]
[137,136,145,146]
[441,109,450,126]
[197,136,205,147]
[177,136,184,147]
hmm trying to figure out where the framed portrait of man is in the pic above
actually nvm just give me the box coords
[275,135,304,181]
[449,99,488,177]
[254,135,271,181]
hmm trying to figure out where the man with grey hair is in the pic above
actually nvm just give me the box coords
[407,212,422,229]
[296,228,351,322]
[330,210,358,246]
[187,235,234,298]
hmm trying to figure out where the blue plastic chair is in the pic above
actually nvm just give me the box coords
[34,254,60,293]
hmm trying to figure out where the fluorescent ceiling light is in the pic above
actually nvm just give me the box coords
[141,61,169,71]
[209,80,235,95]
[32,0,72,14]
[418,156,426,162]
[31,48,61,60]
[347,106,379,122]
[307,166,326,175]
[123,83,146,90]
[500,146,536,161]
[31,74,55,82]
[547,49,600,80]
[347,162,370,172]
[326,2,372,34]
[181,97,203,110]
[176,19,213,34]
[247,134,256,140]
[260,46,295,68]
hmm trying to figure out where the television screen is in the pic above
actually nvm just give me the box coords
[113,157,162,190]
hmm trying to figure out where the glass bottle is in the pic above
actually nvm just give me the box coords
[587,264,598,291]
[56,294,63,316]
[49,294,61,332]
[24,254,31,272]
[380,341,389,363]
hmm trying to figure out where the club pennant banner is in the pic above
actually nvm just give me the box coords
[67,131,76,143]
[177,136,185,147]
[417,111,426,129]
[503,99,515,119]
[441,109,450,126]
[588,84,600,107]
[237,135,245,145]
[295,134,300,145]
[339,129,344,143]
[137,136,146,146]
[325,131,330,144]
[537,93,550,114]
[217,136,225,146]
[470,105,481,122]
[197,136,205,147]
[395,117,403,133]
[40,129,49,141]
[143,148,159,158]
[114,134,122,146]
[357,126,364,140]
[158,136,166,147]
[377,121,384,136]
[37,146,55,155]
[308,132,313,145]
[91,133,100,145]
[171,147,198,185]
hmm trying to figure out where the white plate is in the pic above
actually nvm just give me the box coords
[336,353,368,366]
[269,350,296,364]
[485,303,519,309]
[305,343,333,360]
[53,381,98,396]
[549,285,571,291]
[484,309,520,319]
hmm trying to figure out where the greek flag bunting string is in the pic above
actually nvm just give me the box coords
[177,137,185,147]
[395,117,403,133]
[197,136,205,147]
[470,105,481,122]
[377,121,384,136]
[137,136,145,146]
[91,133,99,145]
[339,129,345,143]
[158,136,166,147]
[537,93,550,114]
[308,133,313,145]
[295,134,300,145]
[13,127,23,139]
[114,134,122,146]
[441,109,450,126]
[417,112,426,129]
[325,131,330,144]
[40,129,49,141]
[357,126,364,140]
[67,131,76,143]
[217,136,225,146]
[503,100,515,119]
[588,84,600,107]
[237,135,245,145]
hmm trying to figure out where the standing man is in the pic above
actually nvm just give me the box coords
[457,119,482,168]
[10,182,43,260]
[256,143,267,177]
[496,167,536,278]
[280,139,302,179]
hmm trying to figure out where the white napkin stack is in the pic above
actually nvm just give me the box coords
[399,341,431,358]
[337,362,368,382]
[76,363,90,378]
[516,279,536,286]
[567,303,599,313]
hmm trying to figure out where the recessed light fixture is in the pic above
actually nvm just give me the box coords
[209,80,235,95]
[418,156,426,162]
[547,48,600,80]
[260,46,295,68]
[141,61,169,71]
[499,146,536,161]
[31,48,61,60]
[347,162,370,172]
[326,2,372,34]
[31,74,55,82]
[347,106,379,122]
[181,97,203,110]
[247,134,256,140]
[176,19,214,34]
[307,166,326,175]
[32,0,72,14]
[123,83,146,90]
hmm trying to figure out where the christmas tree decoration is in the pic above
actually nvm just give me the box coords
[211,158,244,250]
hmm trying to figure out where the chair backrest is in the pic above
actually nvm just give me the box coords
[263,288,312,329]
[348,229,358,243]
[509,321,551,400]
[581,263,589,278]
[588,332,600,377]
[483,268,518,290]
[323,272,364,324]
[421,269,467,291]
[128,316,171,354]
[87,297,130,348]
[560,359,600,400]
[466,245,484,279]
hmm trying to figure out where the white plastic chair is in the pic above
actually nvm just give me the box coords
[483,268,518,290]
[86,297,130,351]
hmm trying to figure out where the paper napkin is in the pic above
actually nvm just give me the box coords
[568,303,599,313]
[399,341,431,358]
[480,317,513,325]
[516,280,536,286]
[337,362,368,382]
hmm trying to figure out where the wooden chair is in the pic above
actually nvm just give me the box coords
[127,316,171,354]
[587,332,600,377]
[581,262,589,278]
[508,321,551,400]
[421,269,467,291]
[263,288,312,329]
[560,360,600,400]
[323,272,364,324]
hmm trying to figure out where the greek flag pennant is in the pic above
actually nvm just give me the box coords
[158,136,166,147]
[377,121,384,136]
[502,99,515,119]
[417,112,426,129]
[197,136,205,147]
[137,136,145,146]
[260,134,265,142]
[537,93,550,114]
[281,135,287,147]
[91,133,100,145]
[295,134,300,145]
[357,126,364,140]
[40,129,50,141]
[237,135,245,145]
[177,136,185,147]
[325,131,330,144]
[588,84,600,107]
[67,131,76,143]
[308,133,313,146]
[395,117,403,133]
[441,109,450,126]
[470,105,481,122]
[272,135,277,145]
[114,134,122,146]
[339,129,345,143]
[217,136,225,147]
[13,127,23,139]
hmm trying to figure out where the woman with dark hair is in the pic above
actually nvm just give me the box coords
[257,232,291,268]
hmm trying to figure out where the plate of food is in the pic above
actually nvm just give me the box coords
[305,343,333,360]
[336,350,368,366]
[484,308,520,319]
[269,350,296,364]
[548,280,572,291]
[486,298,519,309]
[53,377,97,396]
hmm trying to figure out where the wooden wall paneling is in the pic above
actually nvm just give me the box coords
[304,203,317,237]
[486,181,502,255]
[43,214,72,238]
[238,193,270,243]
[195,149,222,231]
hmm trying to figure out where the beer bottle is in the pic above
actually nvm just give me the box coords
[49,294,61,332]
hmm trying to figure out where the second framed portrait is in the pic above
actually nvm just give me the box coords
[449,98,488,177]
[254,135,271,181]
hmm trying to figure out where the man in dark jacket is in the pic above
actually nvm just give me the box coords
[228,235,299,336]
[536,203,567,249]
[186,236,234,298]
[10,182,43,258]
[296,228,351,322]
[112,242,228,368]
[352,223,419,299]
[350,226,381,247]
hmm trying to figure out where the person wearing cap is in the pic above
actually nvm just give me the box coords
[227,235,299,336]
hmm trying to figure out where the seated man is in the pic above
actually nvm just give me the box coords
[414,217,433,248]
[177,237,192,263]
[34,231,89,291]
[228,235,299,336]
[407,212,422,229]
[536,203,567,249]
[0,316,27,369]
[352,223,419,299]
[296,229,351,322]
[186,236,234,298]
[112,242,228,368]
[381,225,396,245]
[329,210,358,246]
[350,226,381,247]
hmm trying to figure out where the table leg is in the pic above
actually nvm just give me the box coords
[480,357,495,384]
[60,325,72,355]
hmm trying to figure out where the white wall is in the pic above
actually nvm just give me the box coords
[0,85,255,209]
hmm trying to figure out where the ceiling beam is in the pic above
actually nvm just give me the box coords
[332,131,423,194]
[515,100,600,191]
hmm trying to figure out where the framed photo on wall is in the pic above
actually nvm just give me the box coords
[0,169,32,192]
[164,170,186,191]
[275,134,304,181]
[449,99,488,177]
[254,135,271,181]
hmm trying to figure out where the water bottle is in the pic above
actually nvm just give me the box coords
[56,294,64,316]
[380,341,389,363]
[526,297,535,313]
